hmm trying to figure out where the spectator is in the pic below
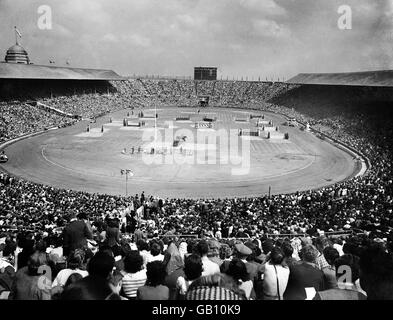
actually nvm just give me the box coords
[52,249,88,288]
[314,253,366,300]
[9,252,51,300]
[359,244,393,300]
[321,247,339,289]
[226,258,255,300]
[262,247,290,300]
[137,261,169,300]
[148,242,164,263]
[121,251,146,299]
[62,212,93,257]
[284,245,325,300]
[185,273,246,300]
[176,254,203,299]
[196,240,220,277]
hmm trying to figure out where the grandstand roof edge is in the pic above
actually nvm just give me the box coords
[287,70,393,87]
[0,62,126,81]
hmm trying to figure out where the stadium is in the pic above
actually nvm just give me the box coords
[1,4,393,302]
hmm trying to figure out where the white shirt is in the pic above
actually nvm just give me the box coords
[262,262,290,300]
[147,254,164,263]
[201,256,220,277]
[52,268,88,288]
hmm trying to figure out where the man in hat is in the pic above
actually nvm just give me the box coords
[235,243,259,285]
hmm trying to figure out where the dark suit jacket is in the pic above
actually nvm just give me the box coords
[63,220,93,256]
[284,262,325,300]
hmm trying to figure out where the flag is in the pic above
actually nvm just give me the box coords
[15,27,22,38]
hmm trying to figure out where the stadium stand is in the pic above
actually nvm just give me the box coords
[1,78,393,300]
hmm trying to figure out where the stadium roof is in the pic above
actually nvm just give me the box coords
[287,70,393,87]
[0,62,125,81]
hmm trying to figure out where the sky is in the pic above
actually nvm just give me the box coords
[0,0,392,79]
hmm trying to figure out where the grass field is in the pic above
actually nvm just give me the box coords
[1,107,360,198]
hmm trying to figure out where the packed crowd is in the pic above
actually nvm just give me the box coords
[0,101,75,144]
[1,81,393,299]
[1,213,392,300]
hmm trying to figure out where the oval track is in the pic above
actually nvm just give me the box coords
[0,108,359,198]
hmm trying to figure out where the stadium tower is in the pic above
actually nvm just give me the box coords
[4,27,30,64]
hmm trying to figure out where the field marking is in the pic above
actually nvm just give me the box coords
[40,145,317,185]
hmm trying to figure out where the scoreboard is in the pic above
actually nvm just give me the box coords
[194,67,217,80]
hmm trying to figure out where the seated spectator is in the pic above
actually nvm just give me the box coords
[262,247,290,300]
[219,244,232,264]
[163,243,185,297]
[137,261,169,300]
[121,251,147,299]
[185,273,246,300]
[9,252,51,300]
[60,251,118,300]
[284,245,325,300]
[359,243,393,300]
[314,236,332,270]
[321,247,339,289]
[281,241,298,268]
[176,254,203,299]
[225,258,255,300]
[148,242,164,263]
[0,243,15,299]
[52,249,88,288]
[196,240,220,277]
[136,240,151,267]
[17,235,35,270]
[314,253,366,300]
[207,240,222,266]
[108,270,127,300]
[105,218,121,250]
[51,273,83,300]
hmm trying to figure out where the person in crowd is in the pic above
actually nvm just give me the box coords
[359,243,393,300]
[225,258,255,300]
[281,241,298,268]
[60,251,118,300]
[137,261,169,300]
[185,273,246,300]
[262,247,290,300]
[9,252,51,300]
[52,249,88,288]
[196,240,220,277]
[314,253,366,300]
[136,239,151,267]
[51,273,83,300]
[0,242,16,299]
[121,251,147,299]
[105,217,121,250]
[108,270,127,300]
[321,246,339,289]
[314,236,332,270]
[176,254,203,300]
[163,242,185,298]
[147,242,164,263]
[207,240,222,266]
[62,212,93,257]
[284,245,325,300]
[16,234,35,270]
[235,243,259,285]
